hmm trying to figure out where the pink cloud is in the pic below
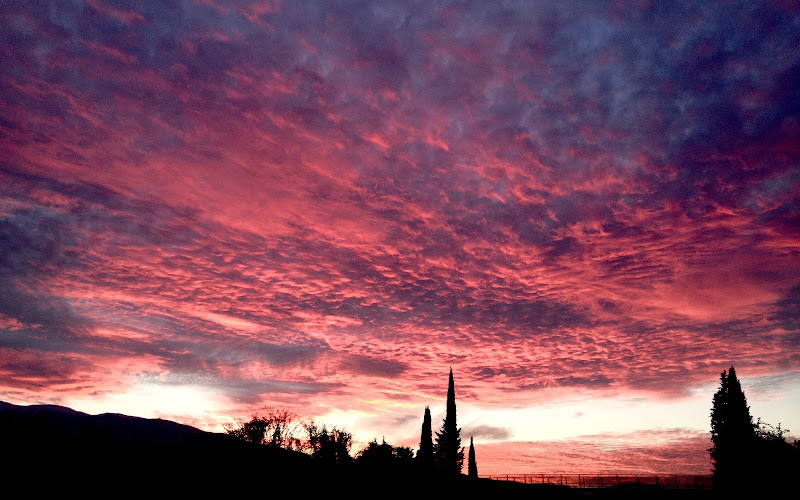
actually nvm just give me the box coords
[1,0,798,474]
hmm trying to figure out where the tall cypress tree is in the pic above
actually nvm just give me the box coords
[710,366,756,490]
[434,368,464,474]
[418,406,434,470]
[468,436,478,478]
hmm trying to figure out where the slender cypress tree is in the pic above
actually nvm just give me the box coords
[434,368,464,474]
[468,436,478,478]
[418,406,434,471]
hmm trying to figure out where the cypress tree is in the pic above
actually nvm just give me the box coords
[418,406,434,470]
[710,366,756,491]
[468,436,478,478]
[434,368,464,474]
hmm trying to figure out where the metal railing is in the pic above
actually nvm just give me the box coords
[482,474,713,489]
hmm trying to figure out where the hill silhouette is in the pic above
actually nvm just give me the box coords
[1,401,314,495]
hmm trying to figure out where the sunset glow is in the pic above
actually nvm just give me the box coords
[1,1,799,474]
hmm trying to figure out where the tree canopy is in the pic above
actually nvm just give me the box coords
[305,422,352,463]
[225,411,352,463]
[356,438,415,470]
[224,410,304,451]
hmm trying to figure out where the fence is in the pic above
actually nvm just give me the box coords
[481,474,713,490]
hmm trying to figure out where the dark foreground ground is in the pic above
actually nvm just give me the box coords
[0,401,717,498]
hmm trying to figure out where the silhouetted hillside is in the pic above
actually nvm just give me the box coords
[3,401,703,498]
[1,401,313,495]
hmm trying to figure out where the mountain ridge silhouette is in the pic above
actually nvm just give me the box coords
[1,400,314,494]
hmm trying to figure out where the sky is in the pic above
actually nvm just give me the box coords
[1,0,799,475]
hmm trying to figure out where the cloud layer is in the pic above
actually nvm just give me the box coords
[2,0,799,473]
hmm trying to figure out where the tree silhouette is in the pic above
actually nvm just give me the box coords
[709,366,800,493]
[393,445,415,466]
[418,406,434,471]
[305,422,352,462]
[751,418,800,490]
[357,438,395,468]
[710,366,756,490]
[357,438,415,470]
[468,436,478,478]
[224,410,303,451]
[434,368,464,474]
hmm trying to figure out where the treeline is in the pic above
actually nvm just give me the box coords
[224,409,352,459]
[228,365,799,492]
[226,368,478,477]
